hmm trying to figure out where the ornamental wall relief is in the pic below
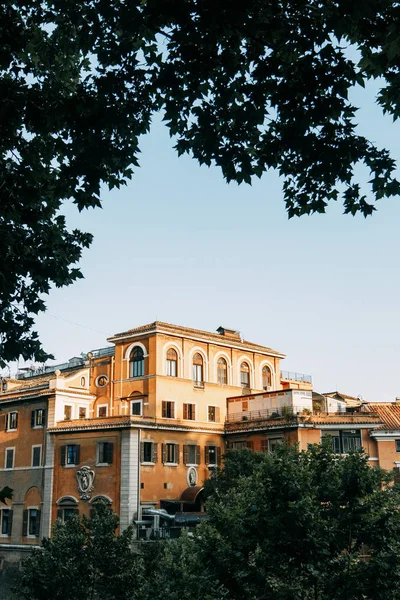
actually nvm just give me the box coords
[77,466,95,501]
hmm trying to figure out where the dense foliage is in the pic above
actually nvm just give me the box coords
[18,444,400,600]
[151,444,400,600]
[1,0,400,363]
[18,504,143,600]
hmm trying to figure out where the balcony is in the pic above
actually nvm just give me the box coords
[226,406,304,424]
[193,380,205,389]
[281,371,312,383]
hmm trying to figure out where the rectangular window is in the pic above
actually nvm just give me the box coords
[323,430,362,454]
[166,359,177,377]
[208,406,220,423]
[131,400,142,416]
[183,403,196,420]
[31,408,46,428]
[97,405,108,418]
[0,510,12,536]
[5,448,14,469]
[79,407,87,419]
[97,442,113,465]
[64,405,72,420]
[184,444,200,465]
[162,401,175,419]
[6,412,18,431]
[61,444,80,466]
[32,445,42,467]
[163,443,179,464]
[205,446,220,466]
[268,438,283,453]
[28,509,39,536]
[141,441,157,463]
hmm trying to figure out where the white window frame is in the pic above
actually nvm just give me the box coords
[5,447,15,470]
[131,399,143,416]
[97,404,108,418]
[6,411,18,431]
[162,400,176,419]
[31,445,42,468]
[64,404,73,420]
[27,505,39,539]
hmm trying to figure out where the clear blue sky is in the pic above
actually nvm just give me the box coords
[8,80,400,402]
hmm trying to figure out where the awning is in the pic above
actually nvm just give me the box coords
[161,485,204,506]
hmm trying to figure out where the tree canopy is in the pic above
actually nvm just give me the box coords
[17,444,400,600]
[1,0,400,364]
[18,504,143,600]
[150,444,400,600]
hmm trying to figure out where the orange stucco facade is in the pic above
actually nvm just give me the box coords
[1,321,400,548]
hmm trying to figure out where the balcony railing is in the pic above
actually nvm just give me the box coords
[226,406,307,423]
[193,380,205,389]
[281,371,312,383]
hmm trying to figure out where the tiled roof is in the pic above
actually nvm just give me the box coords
[1,367,84,396]
[108,321,284,356]
[364,403,400,431]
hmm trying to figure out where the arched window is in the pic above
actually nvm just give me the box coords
[130,346,144,378]
[217,357,227,385]
[262,365,272,390]
[166,348,178,377]
[240,362,250,388]
[193,353,204,385]
[57,498,78,523]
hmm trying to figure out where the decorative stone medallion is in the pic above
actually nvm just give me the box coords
[77,466,95,501]
[187,466,198,487]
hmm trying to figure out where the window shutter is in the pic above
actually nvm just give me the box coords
[31,410,36,428]
[152,443,158,463]
[106,442,113,464]
[57,509,63,520]
[61,446,66,466]
[162,444,167,464]
[205,446,210,464]
[183,404,188,420]
[22,510,28,537]
[35,510,41,536]
[216,447,221,465]
[162,402,167,418]
[246,441,254,450]
[216,407,220,422]
[6,510,13,536]
[196,445,200,465]
[175,444,180,464]
[140,442,145,463]
[75,445,80,465]
[183,444,188,465]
